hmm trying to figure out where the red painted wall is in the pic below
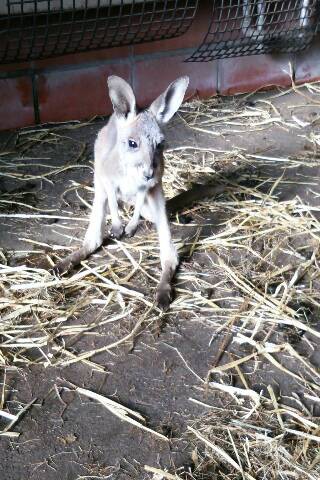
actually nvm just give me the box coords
[0,1,319,131]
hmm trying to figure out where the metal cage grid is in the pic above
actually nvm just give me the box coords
[0,0,198,64]
[187,0,320,62]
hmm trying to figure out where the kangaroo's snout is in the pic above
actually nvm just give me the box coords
[143,168,154,181]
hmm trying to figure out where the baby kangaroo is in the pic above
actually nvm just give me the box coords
[56,75,189,309]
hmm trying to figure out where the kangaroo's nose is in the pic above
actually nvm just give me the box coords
[144,169,154,181]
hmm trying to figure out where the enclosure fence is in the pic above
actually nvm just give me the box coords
[0,0,319,64]
[187,0,320,62]
[0,0,198,63]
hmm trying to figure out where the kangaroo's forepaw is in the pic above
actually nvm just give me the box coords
[110,223,124,240]
[156,284,172,311]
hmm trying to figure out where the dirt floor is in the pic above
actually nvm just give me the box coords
[1,83,320,480]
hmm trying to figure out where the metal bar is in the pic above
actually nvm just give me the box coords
[0,0,198,64]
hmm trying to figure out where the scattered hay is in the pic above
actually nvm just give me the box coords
[186,395,320,479]
[0,395,37,438]
[1,82,320,477]
[77,386,169,442]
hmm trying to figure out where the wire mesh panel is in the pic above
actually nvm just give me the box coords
[187,0,319,62]
[0,0,198,64]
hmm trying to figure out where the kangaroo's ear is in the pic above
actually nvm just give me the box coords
[149,76,189,124]
[107,76,136,119]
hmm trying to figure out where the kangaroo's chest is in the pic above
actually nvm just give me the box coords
[114,165,147,200]
[116,176,140,202]
[114,171,157,204]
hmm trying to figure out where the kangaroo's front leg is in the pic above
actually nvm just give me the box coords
[147,184,178,310]
[125,189,147,237]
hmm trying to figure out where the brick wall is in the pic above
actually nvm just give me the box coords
[0,1,319,131]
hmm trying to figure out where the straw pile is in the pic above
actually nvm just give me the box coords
[1,80,320,478]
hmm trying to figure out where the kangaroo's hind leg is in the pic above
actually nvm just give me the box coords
[55,176,108,273]
[146,184,178,310]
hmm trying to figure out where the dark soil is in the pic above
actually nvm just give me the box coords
[1,88,320,480]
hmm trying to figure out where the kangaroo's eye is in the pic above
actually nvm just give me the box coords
[128,139,138,149]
